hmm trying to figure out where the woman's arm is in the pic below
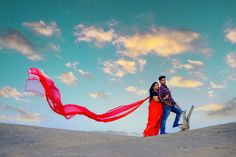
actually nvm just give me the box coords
[152,96,160,102]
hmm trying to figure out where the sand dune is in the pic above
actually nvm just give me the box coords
[0,122,236,157]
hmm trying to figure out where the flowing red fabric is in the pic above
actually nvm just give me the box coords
[143,99,162,136]
[25,68,149,122]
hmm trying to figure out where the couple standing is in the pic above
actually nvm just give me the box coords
[143,76,183,137]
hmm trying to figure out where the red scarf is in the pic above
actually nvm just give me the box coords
[25,68,149,122]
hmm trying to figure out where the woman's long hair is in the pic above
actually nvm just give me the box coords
[149,82,158,102]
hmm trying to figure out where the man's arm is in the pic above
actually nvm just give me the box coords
[159,87,171,105]
[158,87,165,104]
[170,96,181,109]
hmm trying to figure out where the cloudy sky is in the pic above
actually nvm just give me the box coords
[0,0,236,135]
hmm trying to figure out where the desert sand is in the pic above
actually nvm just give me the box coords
[0,122,236,157]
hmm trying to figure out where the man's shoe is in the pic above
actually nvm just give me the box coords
[160,132,168,135]
[173,123,182,128]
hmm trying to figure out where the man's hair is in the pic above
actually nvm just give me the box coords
[158,75,166,81]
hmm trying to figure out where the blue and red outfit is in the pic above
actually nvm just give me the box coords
[159,84,183,134]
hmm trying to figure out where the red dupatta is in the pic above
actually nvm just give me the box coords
[25,68,149,122]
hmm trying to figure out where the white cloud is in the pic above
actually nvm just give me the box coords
[103,59,137,77]
[109,78,123,83]
[168,68,176,74]
[0,86,22,100]
[220,70,236,82]
[225,28,236,44]
[210,81,225,89]
[89,92,110,99]
[65,62,91,78]
[48,43,60,52]
[0,115,8,121]
[116,59,137,73]
[114,28,210,58]
[74,24,115,47]
[186,60,204,68]
[78,69,91,78]
[65,62,79,69]
[137,58,147,71]
[74,23,211,58]
[0,104,41,123]
[172,59,206,80]
[23,20,60,37]
[226,52,236,68]
[168,76,203,88]
[102,58,146,78]
[208,91,215,98]
[58,72,77,85]
[0,29,42,61]
[191,71,207,80]
[228,72,236,81]
[196,97,236,117]
[172,59,204,70]
[196,103,225,111]
[0,86,33,102]
[126,86,148,96]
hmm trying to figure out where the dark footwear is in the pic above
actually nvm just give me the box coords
[173,123,182,128]
[160,132,168,135]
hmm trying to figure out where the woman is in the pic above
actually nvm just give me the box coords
[143,82,162,137]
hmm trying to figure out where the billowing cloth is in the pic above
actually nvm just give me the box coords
[25,68,149,122]
[143,99,162,136]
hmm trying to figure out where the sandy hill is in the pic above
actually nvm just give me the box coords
[0,122,236,157]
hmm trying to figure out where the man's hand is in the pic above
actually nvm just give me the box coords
[164,95,169,100]
[164,101,171,106]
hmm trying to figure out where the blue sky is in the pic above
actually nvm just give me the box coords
[0,0,236,135]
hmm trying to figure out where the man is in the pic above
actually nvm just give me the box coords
[158,75,183,134]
